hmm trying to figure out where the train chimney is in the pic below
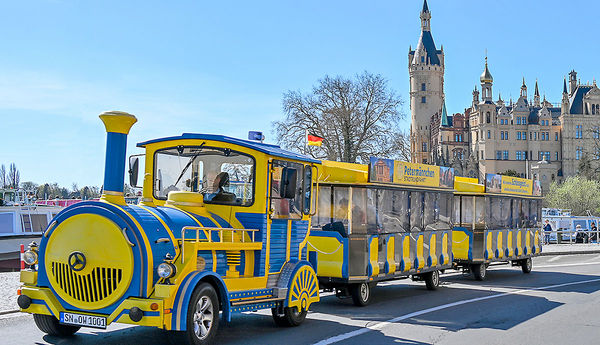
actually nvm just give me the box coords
[99,111,137,205]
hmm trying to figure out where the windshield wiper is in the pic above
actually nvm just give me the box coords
[174,142,206,187]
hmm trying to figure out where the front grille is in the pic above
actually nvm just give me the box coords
[50,262,123,303]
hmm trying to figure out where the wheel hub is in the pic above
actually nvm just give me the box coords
[193,296,213,340]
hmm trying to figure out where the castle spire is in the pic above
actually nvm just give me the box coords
[420,0,432,31]
[563,77,568,94]
[441,100,449,127]
[533,79,540,107]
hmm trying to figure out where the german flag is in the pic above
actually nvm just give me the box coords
[307,133,324,146]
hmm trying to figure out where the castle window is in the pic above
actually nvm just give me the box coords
[421,96,426,103]
[487,130,491,139]
[594,127,600,139]
[593,105,596,115]
[555,132,559,141]
[481,150,483,159]
[422,142,427,152]
[503,151,509,160]
[496,151,502,160]
[516,117,521,125]
[576,147,583,160]
[523,117,527,125]
[421,56,425,63]
[576,125,583,139]
[421,83,426,91]
[556,152,559,160]
[486,112,490,123]
[516,151,522,160]
[517,132,521,140]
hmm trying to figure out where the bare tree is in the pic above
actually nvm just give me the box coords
[0,164,5,188]
[273,72,405,163]
[8,163,19,189]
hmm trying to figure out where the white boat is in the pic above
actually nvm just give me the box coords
[0,189,64,270]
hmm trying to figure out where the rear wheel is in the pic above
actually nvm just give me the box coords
[186,283,219,345]
[521,257,532,274]
[350,282,372,306]
[271,306,307,327]
[472,263,486,281]
[33,314,80,337]
[424,270,440,290]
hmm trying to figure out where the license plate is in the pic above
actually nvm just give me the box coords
[60,312,107,329]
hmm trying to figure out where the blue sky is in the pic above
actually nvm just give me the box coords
[1,0,598,188]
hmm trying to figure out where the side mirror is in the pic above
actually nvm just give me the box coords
[279,167,297,199]
[129,156,139,188]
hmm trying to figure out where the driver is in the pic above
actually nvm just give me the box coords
[211,172,236,203]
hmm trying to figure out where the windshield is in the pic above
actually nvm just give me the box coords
[153,146,255,206]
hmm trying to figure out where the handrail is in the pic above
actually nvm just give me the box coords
[180,226,260,263]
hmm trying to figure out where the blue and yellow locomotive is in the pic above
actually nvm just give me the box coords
[17,111,319,344]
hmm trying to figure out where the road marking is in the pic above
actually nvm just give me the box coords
[313,277,600,345]
[535,261,600,269]
[547,256,561,262]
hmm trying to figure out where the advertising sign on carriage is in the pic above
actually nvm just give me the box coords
[485,173,533,196]
[368,157,454,188]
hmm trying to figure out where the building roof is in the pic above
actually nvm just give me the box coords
[441,101,450,126]
[527,107,562,124]
[411,30,441,65]
[137,133,321,163]
[569,85,593,114]
[422,0,429,12]
[480,59,493,83]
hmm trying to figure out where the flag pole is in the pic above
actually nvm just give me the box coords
[304,128,309,155]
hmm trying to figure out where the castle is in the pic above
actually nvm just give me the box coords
[409,0,600,193]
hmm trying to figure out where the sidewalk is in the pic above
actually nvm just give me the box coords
[541,243,600,256]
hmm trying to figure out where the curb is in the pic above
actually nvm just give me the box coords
[0,309,19,315]
[540,250,600,256]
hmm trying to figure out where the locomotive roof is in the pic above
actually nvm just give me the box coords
[136,133,321,164]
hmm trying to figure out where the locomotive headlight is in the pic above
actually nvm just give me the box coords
[157,262,176,279]
[23,250,38,266]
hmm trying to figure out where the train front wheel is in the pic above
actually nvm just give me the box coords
[185,283,219,345]
[424,270,440,290]
[521,257,533,274]
[472,263,486,281]
[350,282,372,306]
[33,314,80,337]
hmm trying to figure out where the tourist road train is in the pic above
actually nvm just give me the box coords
[16,112,543,344]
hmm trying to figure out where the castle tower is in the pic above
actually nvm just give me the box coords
[409,0,444,164]
[569,70,577,95]
[520,78,527,99]
[480,57,493,102]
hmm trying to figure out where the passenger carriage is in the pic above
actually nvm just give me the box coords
[17,111,320,344]
[452,175,543,280]
[307,158,454,306]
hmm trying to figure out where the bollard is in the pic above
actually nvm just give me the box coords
[20,244,25,270]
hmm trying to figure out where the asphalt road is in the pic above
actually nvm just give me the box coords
[2,254,600,345]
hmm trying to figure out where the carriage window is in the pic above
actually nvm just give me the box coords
[351,188,368,234]
[453,196,461,225]
[423,192,438,230]
[487,197,511,229]
[461,196,473,226]
[424,192,452,231]
[474,196,486,227]
[332,186,350,229]
[271,160,304,219]
[378,189,409,233]
[530,200,541,227]
[513,198,527,228]
[315,185,332,228]
[154,146,255,206]
[410,191,424,231]
[438,192,453,228]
